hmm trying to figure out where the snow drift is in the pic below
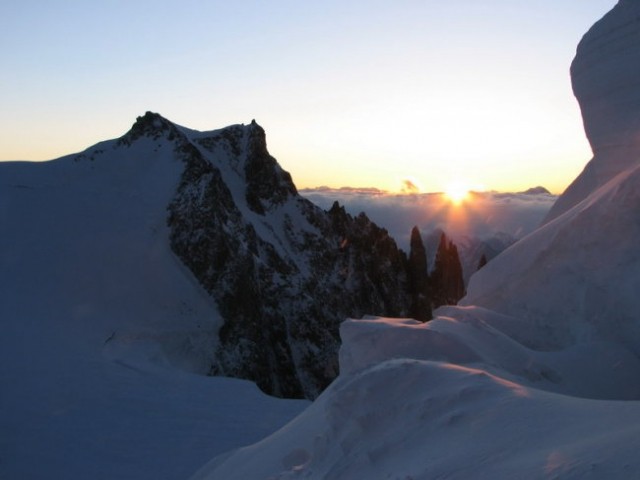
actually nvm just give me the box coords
[463,163,640,355]
[193,316,640,480]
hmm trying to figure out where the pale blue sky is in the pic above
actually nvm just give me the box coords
[0,1,617,192]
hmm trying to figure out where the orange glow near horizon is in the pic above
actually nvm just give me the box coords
[428,182,489,239]
[443,181,473,205]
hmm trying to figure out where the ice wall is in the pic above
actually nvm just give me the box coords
[544,0,640,222]
[464,1,640,353]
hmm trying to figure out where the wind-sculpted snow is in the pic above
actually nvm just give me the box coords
[465,0,640,355]
[570,0,640,159]
[545,0,640,222]
[193,315,640,480]
[465,137,640,357]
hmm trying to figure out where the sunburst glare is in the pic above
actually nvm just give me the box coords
[444,181,472,205]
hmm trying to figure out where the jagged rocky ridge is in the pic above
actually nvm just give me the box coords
[77,112,469,399]
[116,113,412,399]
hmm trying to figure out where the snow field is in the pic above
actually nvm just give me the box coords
[0,137,309,479]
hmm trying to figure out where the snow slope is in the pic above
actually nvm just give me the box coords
[0,135,308,479]
[463,164,640,354]
[193,316,640,480]
[193,2,640,478]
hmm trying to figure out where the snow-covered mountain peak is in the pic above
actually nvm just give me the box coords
[1,109,419,401]
[545,0,640,222]
[86,110,298,217]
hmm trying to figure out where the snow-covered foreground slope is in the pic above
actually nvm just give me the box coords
[463,164,640,354]
[0,140,308,479]
[193,316,640,480]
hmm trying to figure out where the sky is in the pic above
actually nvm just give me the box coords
[0,0,617,194]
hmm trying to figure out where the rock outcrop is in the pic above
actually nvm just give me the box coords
[138,112,412,399]
[407,226,431,322]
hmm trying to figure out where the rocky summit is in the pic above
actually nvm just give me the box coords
[119,112,411,399]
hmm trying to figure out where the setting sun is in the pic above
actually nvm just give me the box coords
[444,181,472,205]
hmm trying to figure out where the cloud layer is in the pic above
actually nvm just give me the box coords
[300,187,556,251]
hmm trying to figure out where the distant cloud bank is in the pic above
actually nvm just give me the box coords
[300,187,557,250]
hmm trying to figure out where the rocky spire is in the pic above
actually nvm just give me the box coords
[407,226,432,322]
[118,111,182,145]
[243,121,297,214]
[430,232,465,309]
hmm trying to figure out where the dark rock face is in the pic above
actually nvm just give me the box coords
[407,226,431,322]
[123,113,410,399]
[243,121,298,214]
[118,111,181,145]
[431,232,465,309]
